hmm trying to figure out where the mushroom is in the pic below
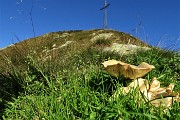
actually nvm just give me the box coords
[111,77,180,108]
[102,60,155,79]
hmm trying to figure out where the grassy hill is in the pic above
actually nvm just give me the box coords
[0,29,148,73]
[0,29,180,119]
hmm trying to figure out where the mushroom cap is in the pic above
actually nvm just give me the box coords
[102,60,155,79]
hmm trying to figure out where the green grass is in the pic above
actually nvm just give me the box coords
[0,30,179,119]
[1,47,180,119]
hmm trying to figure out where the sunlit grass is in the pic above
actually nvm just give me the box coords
[0,30,179,119]
[1,47,180,119]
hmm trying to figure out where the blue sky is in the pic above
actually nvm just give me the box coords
[0,0,180,50]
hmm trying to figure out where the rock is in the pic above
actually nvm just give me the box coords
[104,43,150,55]
[90,33,114,42]
[46,41,73,53]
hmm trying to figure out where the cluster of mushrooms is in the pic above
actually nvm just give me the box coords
[102,60,180,108]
